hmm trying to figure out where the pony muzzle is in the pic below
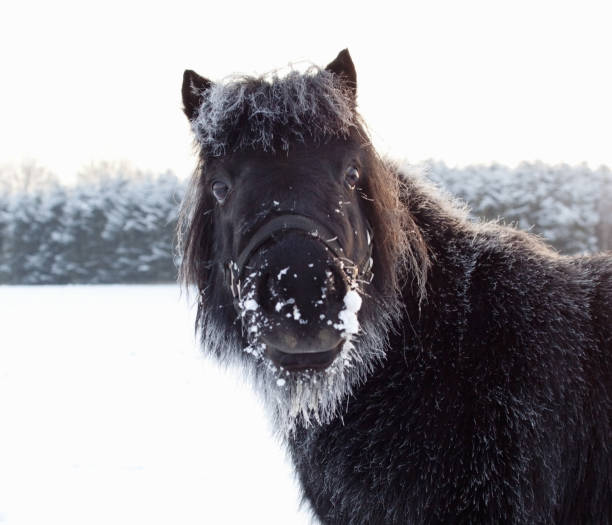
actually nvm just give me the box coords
[230,215,351,370]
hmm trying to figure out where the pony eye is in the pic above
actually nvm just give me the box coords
[345,167,360,189]
[211,181,229,203]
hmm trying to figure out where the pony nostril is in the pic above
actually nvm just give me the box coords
[322,266,346,303]
[258,272,276,313]
[259,270,292,313]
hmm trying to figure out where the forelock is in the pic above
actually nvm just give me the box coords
[190,66,359,157]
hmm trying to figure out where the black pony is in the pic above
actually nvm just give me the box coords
[179,50,612,524]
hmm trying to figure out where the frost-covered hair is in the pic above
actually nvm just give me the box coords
[190,67,359,157]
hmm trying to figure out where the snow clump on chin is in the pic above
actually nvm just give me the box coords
[334,289,362,350]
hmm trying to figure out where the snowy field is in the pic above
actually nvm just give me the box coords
[0,285,314,525]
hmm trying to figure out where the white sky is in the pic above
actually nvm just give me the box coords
[2,0,611,183]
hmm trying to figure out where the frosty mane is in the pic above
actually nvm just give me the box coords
[191,67,359,157]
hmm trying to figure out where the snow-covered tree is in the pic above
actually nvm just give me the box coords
[0,162,185,284]
[425,161,608,254]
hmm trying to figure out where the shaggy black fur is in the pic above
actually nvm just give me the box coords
[291,174,612,523]
[179,50,612,524]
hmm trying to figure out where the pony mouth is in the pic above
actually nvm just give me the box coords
[265,344,342,371]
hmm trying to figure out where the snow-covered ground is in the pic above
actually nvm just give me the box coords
[0,285,314,525]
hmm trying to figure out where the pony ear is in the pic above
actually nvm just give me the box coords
[325,49,357,98]
[182,69,212,121]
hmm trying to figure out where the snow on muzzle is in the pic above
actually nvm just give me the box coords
[226,215,352,370]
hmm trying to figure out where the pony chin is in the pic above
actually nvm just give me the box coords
[197,281,398,435]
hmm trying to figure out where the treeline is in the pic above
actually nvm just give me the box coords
[425,161,611,255]
[0,163,185,284]
[0,161,610,285]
